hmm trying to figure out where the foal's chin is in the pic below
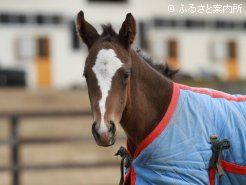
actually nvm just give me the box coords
[94,136,116,147]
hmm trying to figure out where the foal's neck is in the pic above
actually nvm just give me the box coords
[120,50,173,153]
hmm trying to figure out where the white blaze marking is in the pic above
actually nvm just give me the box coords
[92,49,122,134]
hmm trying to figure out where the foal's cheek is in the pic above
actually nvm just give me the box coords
[118,89,128,116]
[112,92,125,118]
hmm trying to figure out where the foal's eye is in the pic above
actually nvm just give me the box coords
[123,71,130,81]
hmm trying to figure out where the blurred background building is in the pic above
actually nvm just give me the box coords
[0,1,246,185]
[0,0,246,89]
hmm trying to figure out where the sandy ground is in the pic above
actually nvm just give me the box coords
[0,88,126,185]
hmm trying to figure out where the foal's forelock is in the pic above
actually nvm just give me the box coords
[92,48,123,134]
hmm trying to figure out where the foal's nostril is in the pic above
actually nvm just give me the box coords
[92,121,96,131]
[92,122,100,138]
[109,121,116,133]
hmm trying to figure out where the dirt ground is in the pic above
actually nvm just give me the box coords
[0,87,126,185]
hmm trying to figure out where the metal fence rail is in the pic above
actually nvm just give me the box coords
[0,110,122,185]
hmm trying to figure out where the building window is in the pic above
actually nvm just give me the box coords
[168,40,178,58]
[228,41,237,59]
[37,37,50,57]
[35,14,45,24]
[167,39,179,69]
[51,15,63,24]
[185,19,206,29]
[0,13,10,23]
[153,18,177,28]
[226,40,238,80]
[16,14,27,24]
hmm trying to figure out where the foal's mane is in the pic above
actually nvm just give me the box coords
[100,24,118,41]
[136,49,178,79]
[100,24,178,79]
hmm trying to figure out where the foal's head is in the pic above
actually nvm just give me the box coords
[76,11,136,146]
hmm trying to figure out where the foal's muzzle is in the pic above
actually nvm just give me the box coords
[92,121,116,147]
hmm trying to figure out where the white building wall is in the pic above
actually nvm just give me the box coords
[0,0,246,88]
[2,0,244,22]
[237,33,246,79]
[51,27,87,89]
[147,27,246,80]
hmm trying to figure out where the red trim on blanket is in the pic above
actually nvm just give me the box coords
[124,140,132,185]
[125,83,180,185]
[178,84,246,102]
[209,168,216,185]
[133,82,180,158]
[131,168,136,185]
[221,160,246,175]
[209,160,246,185]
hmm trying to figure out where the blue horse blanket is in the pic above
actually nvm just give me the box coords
[125,83,246,185]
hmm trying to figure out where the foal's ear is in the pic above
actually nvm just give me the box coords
[118,13,136,49]
[76,11,99,49]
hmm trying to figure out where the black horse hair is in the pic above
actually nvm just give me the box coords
[136,49,178,79]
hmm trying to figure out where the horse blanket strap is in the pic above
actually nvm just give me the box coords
[115,146,132,185]
[209,135,230,177]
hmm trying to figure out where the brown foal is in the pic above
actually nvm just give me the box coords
[76,11,173,184]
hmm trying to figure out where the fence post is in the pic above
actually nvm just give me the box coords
[10,116,19,185]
